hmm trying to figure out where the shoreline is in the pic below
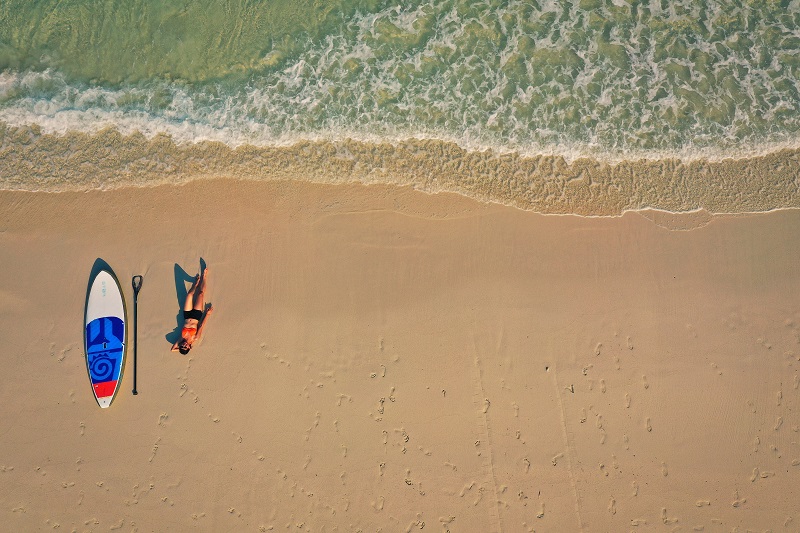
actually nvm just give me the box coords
[1,179,799,530]
[3,125,800,215]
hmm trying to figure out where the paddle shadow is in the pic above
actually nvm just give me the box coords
[165,258,207,345]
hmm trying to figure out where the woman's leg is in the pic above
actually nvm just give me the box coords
[191,268,208,311]
[183,274,199,312]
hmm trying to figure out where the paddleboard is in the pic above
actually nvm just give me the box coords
[84,260,127,408]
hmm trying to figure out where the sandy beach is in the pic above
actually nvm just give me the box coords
[1,180,799,531]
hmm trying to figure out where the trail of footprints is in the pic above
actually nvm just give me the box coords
[228,339,444,529]
[49,330,800,529]
[177,357,200,403]
[577,332,782,529]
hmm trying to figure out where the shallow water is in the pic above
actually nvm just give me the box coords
[2,0,800,212]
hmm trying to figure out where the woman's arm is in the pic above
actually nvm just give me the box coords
[195,306,214,342]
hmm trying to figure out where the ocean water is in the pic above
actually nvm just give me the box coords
[2,0,800,214]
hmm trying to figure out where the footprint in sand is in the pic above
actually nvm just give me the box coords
[336,393,352,406]
[57,345,71,362]
[771,444,781,458]
[371,495,385,512]
[458,481,476,497]
[149,438,161,463]
[660,508,678,524]
[746,399,756,413]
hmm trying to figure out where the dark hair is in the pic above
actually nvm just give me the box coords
[179,345,191,355]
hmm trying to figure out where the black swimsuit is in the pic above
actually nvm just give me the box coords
[184,309,203,321]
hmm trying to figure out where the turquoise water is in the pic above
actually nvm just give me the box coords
[2,0,800,210]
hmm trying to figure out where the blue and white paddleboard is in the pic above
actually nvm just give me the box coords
[84,261,127,408]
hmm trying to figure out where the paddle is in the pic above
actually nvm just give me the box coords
[131,275,143,395]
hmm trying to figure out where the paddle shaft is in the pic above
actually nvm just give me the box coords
[132,294,138,394]
[132,276,143,395]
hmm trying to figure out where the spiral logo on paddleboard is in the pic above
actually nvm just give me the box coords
[90,354,116,382]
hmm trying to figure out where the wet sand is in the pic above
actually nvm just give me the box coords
[4,125,800,215]
[0,180,799,531]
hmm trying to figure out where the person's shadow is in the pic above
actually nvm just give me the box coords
[165,258,208,345]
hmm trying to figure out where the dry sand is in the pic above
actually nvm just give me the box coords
[1,180,799,532]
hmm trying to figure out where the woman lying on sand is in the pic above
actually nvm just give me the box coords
[171,267,213,355]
